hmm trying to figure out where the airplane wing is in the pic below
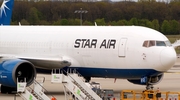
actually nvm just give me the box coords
[0,55,71,69]
[172,39,180,48]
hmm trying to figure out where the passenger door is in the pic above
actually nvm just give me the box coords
[118,38,127,57]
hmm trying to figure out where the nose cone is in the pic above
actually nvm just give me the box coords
[160,48,176,70]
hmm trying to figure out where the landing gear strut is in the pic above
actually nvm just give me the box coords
[146,84,154,90]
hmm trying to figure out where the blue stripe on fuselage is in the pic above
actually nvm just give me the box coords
[70,67,162,79]
[36,67,162,79]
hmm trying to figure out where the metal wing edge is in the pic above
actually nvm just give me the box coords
[0,55,71,69]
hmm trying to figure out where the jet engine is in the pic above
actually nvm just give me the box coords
[0,59,36,88]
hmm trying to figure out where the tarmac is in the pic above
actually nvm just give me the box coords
[1,58,180,100]
[1,72,180,100]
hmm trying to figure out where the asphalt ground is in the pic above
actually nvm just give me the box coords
[1,58,180,100]
[1,73,180,100]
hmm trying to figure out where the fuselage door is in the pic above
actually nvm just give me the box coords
[118,38,127,57]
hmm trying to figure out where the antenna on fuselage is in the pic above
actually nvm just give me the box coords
[19,22,21,26]
[94,22,97,26]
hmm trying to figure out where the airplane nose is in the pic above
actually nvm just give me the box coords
[160,48,176,70]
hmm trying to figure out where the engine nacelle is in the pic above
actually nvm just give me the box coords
[0,59,36,87]
[127,73,164,85]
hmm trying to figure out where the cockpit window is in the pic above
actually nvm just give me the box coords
[156,41,166,46]
[143,40,171,47]
[143,41,149,47]
[149,41,155,47]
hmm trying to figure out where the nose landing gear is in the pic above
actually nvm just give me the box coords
[146,84,154,90]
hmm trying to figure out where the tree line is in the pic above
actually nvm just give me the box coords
[9,1,180,35]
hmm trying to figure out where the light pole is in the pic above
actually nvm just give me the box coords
[74,8,88,26]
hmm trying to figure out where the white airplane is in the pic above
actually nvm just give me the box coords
[0,25,177,92]
[0,0,177,93]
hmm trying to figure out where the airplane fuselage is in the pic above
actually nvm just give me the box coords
[0,26,177,79]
